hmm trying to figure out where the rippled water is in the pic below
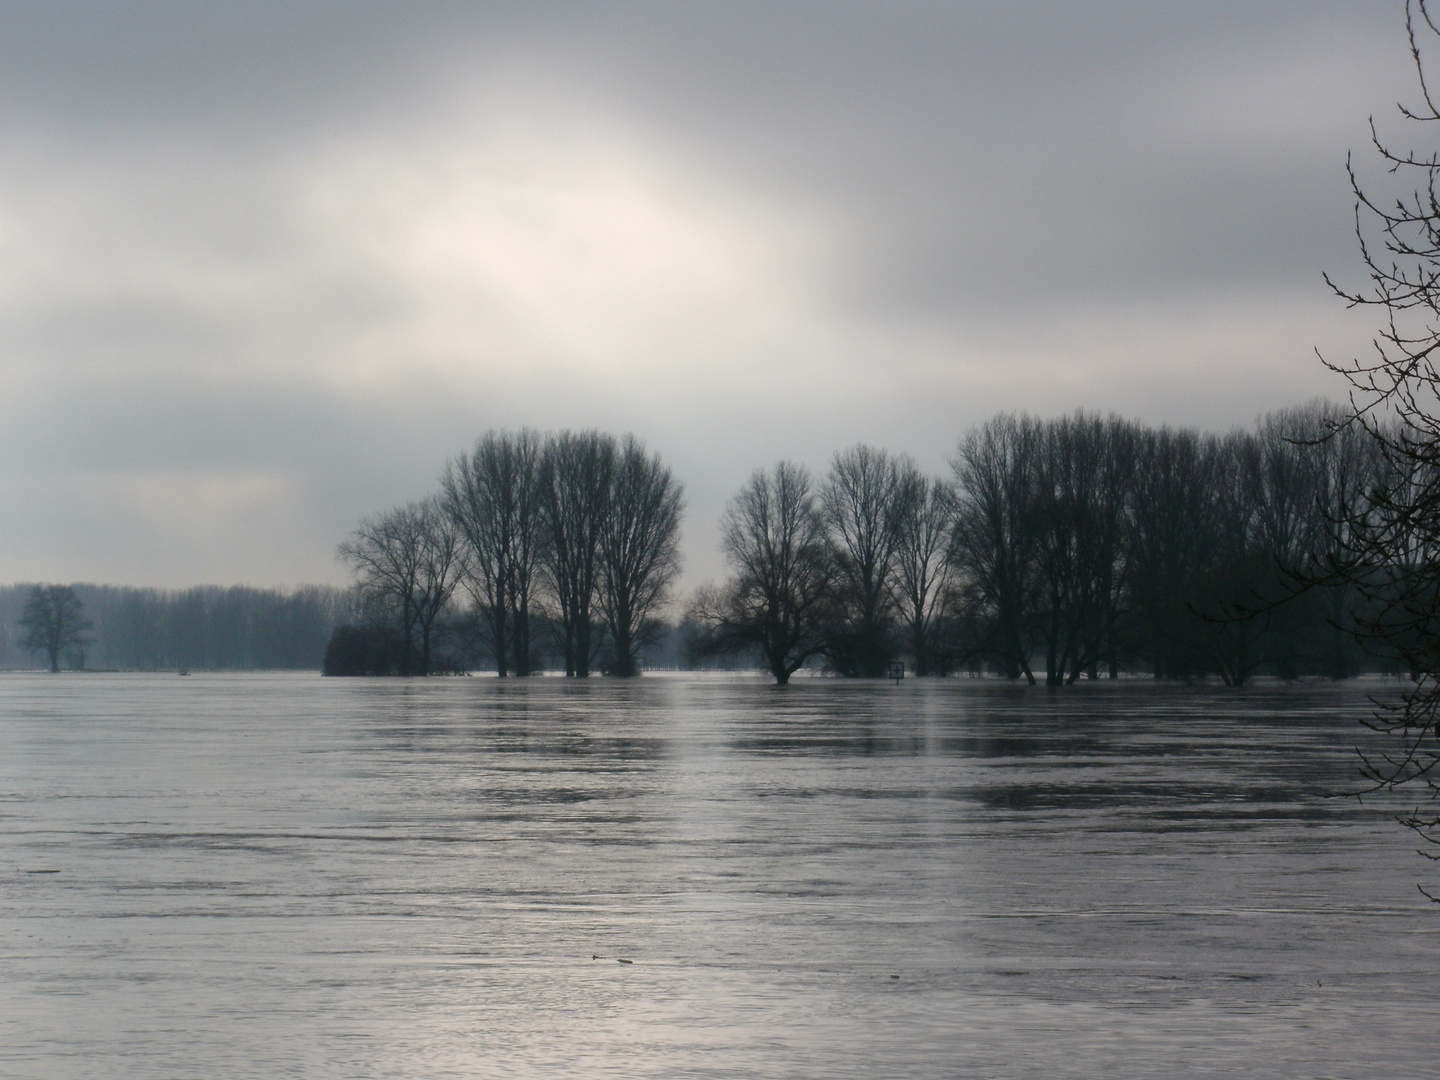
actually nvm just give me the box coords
[1,672,1434,1078]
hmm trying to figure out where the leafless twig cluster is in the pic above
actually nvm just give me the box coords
[1320,0,1440,896]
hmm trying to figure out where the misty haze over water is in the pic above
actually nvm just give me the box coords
[2,673,1433,1078]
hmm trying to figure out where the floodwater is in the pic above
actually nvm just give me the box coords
[0,672,1434,1079]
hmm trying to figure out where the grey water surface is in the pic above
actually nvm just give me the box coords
[0,672,1434,1078]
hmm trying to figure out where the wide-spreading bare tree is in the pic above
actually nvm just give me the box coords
[821,444,902,677]
[539,430,615,676]
[890,458,956,676]
[337,498,465,675]
[690,462,833,684]
[596,436,683,676]
[442,429,546,675]
[20,584,92,672]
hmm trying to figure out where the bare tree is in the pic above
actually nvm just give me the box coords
[1029,414,1137,685]
[20,584,92,672]
[539,430,615,676]
[596,435,684,676]
[690,462,832,684]
[821,444,902,677]
[1246,408,1324,571]
[1313,0,1440,894]
[442,429,546,675]
[950,415,1042,682]
[1296,401,1385,677]
[337,498,465,675]
[1233,405,1361,680]
[1127,425,1231,678]
[412,505,468,674]
[890,459,956,676]
[1178,410,1362,686]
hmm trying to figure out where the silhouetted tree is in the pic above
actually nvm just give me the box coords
[442,430,546,675]
[690,462,833,684]
[1030,413,1138,685]
[1315,0,1440,894]
[596,436,684,677]
[539,430,615,676]
[1298,401,1384,677]
[337,498,465,675]
[1178,413,1360,686]
[1190,430,1279,686]
[821,444,902,677]
[1127,425,1230,678]
[946,408,1382,684]
[891,458,956,676]
[1240,406,1358,678]
[950,415,1042,681]
[19,584,91,672]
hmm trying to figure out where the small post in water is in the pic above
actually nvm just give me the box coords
[890,661,905,685]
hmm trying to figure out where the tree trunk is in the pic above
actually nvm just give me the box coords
[613,626,636,676]
[563,620,577,677]
[401,596,416,676]
[513,606,531,675]
[575,616,592,678]
[911,618,929,677]
[491,603,508,677]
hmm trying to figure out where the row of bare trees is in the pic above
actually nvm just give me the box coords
[336,430,683,676]
[690,445,966,684]
[692,401,1383,685]
[954,402,1379,685]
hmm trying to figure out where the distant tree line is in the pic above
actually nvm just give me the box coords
[329,405,1388,684]
[3,405,1391,683]
[328,429,683,677]
[0,584,356,670]
[3,406,1390,683]
[691,401,1391,685]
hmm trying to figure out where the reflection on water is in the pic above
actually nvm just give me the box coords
[0,673,1434,1078]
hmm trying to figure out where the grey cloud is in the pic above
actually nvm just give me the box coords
[0,2,1405,307]
[0,2,1416,588]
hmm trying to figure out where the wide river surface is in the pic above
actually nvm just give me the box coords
[1,672,1435,1078]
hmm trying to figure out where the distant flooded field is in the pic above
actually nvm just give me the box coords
[0,673,1434,1078]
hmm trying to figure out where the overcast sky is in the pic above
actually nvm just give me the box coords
[0,2,1420,592]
